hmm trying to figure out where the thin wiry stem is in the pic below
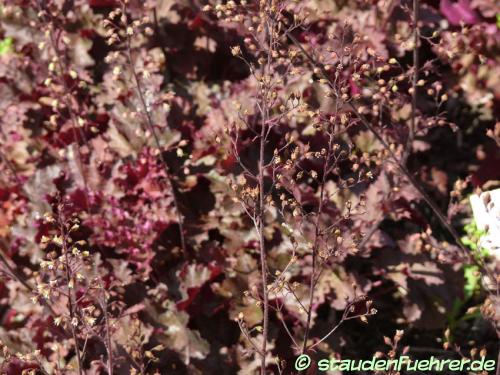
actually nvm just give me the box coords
[257,48,270,375]
[0,242,32,292]
[0,239,68,334]
[301,148,329,353]
[286,31,468,255]
[288,32,500,348]
[276,310,300,351]
[122,3,187,258]
[404,0,419,164]
[60,220,83,375]
[35,0,94,217]
[308,300,374,351]
[101,292,114,375]
[249,3,281,372]
[257,139,269,375]
[42,15,93,216]
[237,320,265,357]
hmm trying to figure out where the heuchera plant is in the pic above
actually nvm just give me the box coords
[0,0,498,374]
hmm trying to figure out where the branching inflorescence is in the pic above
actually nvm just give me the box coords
[0,0,498,374]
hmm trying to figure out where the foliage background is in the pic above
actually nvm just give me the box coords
[0,0,499,374]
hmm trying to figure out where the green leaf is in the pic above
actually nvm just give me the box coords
[0,37,13,55]
[497,13,500,29]
[462,219,490,260]
[463,265,479,301]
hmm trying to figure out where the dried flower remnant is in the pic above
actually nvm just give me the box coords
[0,0,498,374]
